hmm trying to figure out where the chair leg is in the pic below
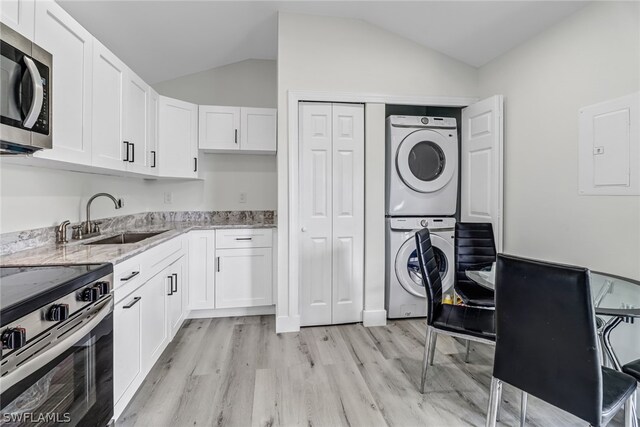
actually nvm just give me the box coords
[624,391,637,427]
[465,340,471,363]
[486,377,502,427]
[420,327,434,394]
[496,382,503,422]
[520,391,528,427]
[428,330,438,366]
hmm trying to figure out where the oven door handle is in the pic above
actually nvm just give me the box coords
[22,57,44,129]
[0,297,113,391]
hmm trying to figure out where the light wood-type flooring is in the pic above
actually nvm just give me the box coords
[118,316,626,427]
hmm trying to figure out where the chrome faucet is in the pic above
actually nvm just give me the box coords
[83,193,123,235]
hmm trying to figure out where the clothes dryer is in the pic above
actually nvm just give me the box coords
[386,116,459,216]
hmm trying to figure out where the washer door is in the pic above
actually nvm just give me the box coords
[396,129,455,193]
[395,233,450,298]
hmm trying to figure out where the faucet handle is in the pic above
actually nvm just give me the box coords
[72,225,83,240]
[92,221,102,234]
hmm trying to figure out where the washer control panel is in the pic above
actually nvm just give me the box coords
[389,217,455,231]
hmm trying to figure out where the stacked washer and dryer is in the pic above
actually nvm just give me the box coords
[385,116,458,318]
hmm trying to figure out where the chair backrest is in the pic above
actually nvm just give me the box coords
[494,254,602,425]
[415,228,443,325]
[455,222,497,288]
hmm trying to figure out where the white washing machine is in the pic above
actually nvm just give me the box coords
[385,217,455,318]
[386,116,459,216]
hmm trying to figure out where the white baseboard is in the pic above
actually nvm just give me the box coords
[363,309,387,327]
[276,315,301,333]
[187,305,275,319]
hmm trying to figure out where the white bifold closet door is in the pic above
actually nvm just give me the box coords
[299,102,365,327]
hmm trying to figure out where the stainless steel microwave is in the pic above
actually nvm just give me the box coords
[0,23,52,154]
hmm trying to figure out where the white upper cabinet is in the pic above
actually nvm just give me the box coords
[124,70,150,174]
[33,0,93,165]
[199,106,240,151]
[159,96,198,178]
[91,41,125,170]
[147,89,160,175]
[1,0,35,39]
[199,106,276,154]
[241,108,277,153]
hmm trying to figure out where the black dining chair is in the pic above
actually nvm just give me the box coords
[454,222,497,308]
[414,228,496,394]
[487,254,637,427]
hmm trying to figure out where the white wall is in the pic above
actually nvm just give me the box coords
[0,59,277,234]
[276,12,479,330]
[478,1,640,280]
[477,2,640,365]
[152,59,276,108]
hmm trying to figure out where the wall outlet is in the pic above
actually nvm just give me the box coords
[164,192,173,205]
[239,192,247,204]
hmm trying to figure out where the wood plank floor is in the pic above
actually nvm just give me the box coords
[118,316,626,427]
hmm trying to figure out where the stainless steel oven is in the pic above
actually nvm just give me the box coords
[0,265,114,427]
[0,23,52,154]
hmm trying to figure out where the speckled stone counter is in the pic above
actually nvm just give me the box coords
[0,214,276,267]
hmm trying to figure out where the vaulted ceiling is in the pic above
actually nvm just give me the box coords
[59,1,587,84]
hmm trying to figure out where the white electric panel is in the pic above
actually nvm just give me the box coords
[579,92,639,195]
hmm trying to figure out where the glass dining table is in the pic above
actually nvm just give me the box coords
[466,268,640,371]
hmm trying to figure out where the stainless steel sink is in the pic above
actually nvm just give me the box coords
[84,231,168,245]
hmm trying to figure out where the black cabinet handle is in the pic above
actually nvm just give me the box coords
[172,273,178,293]
[120,271,140,281]
[151,150,156,168]
[194,157,198,172]
[167,275,174,295]
[123,297,141,309]
[235,237,252,241]
[234,129,238,144]
[217,257,220,272]
[129,143,135,163]
[123,141,130,161]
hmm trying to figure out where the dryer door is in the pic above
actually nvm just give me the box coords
[395,232,451,298]
[396,129,456,193]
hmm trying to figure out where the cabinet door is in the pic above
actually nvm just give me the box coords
[147,89,159,175]
[33,0,92,164]
[91,41,126,170]
[167,256,186,339]
[188,231,215,310]
[124,70,150,174]
[199,106,240,151]
[159,96,198,178]
[1,0,35,39]
[140,272,167,374]
[114,293,142,405]
[215,248,272,309]
[241,107,276,153]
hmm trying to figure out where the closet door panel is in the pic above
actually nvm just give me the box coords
[299,102,333,327]
[331,104,365,324]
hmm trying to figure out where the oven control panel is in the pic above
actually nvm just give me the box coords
[0,275,113,356]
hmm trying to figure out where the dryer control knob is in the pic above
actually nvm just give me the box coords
[420,219,428,227]
[421,117,429,125]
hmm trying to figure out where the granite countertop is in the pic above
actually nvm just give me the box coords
[0,221,276,267]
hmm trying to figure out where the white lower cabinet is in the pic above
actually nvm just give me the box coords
[113,293,142,406]
[140,271,168,374]
[113,239,187,421]
[188,231,215,310]
[215,248,272,308]
[187,228,274,315]
[167,256,186,339]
